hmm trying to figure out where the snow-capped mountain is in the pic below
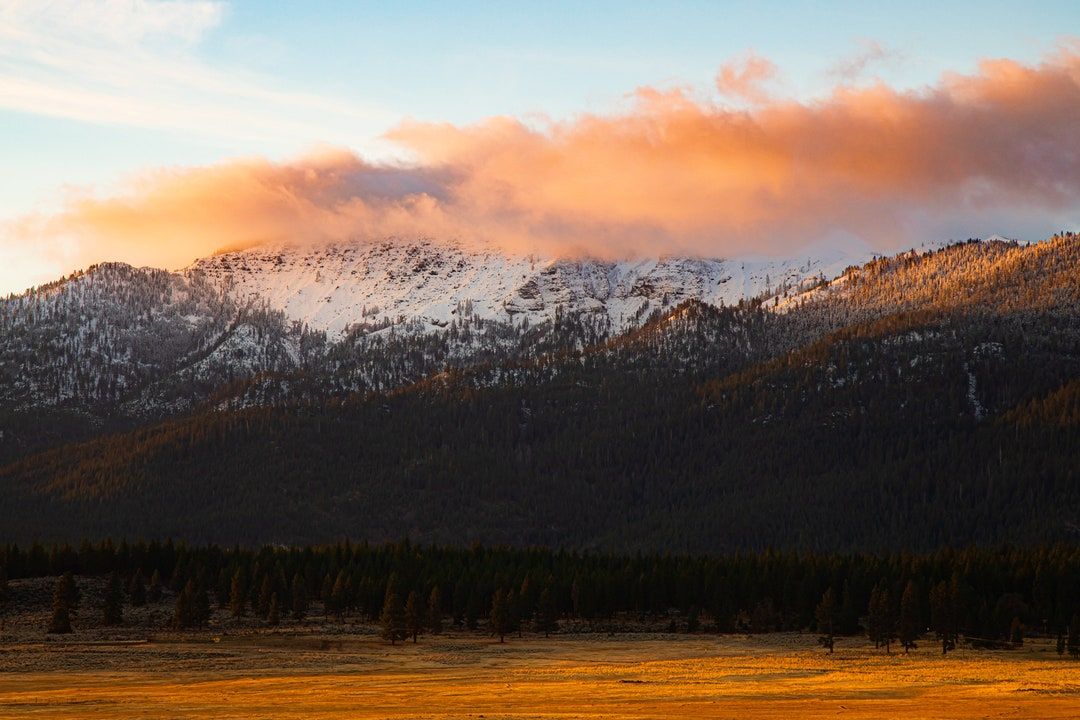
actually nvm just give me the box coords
[188,238,866,338]
[0,236,873,419]
[8,233,1067,424]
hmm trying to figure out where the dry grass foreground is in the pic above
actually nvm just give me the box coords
[0,632,1076,719]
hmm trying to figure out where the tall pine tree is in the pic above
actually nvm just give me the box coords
[379,582,405,645]
[102,571,124,626]
[898,580,920,653]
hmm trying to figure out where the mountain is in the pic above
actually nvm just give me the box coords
[1,234,1078,550]
[0,238,866,457]
[188,238,863,337]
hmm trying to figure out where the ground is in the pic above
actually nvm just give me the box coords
[0,631,1076,719]
[0,576,1076,718]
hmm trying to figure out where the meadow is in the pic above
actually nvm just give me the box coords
[0,632,1076,719]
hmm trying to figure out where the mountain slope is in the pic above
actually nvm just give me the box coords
[2,234,1077,550]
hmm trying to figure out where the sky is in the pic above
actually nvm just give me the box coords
[1,0,1079,294]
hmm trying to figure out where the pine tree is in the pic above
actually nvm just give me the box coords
[490,589,510,642]
[215,567,232,609]
[405,591,422,643]
[129,569,147,608]
[379,582,405,645]
[507,589,521,638]
[229,568,246,618]
[62,571,80,612]
[867,584,895,653]
[0,565,8,603]
[465,589,481,630]
[330,571,349,620]
[1056,630,1066,656]
[102,571,124,626]
[815,587,837,653]
[1009,617,1023,646]
[47,576,73,634]
[839,581,859,635]
[427,586,443,635]
[267,593,280,627]
[898,580,920,653]
[930,580,958,655]
[291,573,308,621]
[1068,615,1080,659]
[686,605,700,633]
[147,570,163,604]
[172,582,193,629]
[192,577,211,628]
[257,574,274,619]
[536,586,558,637]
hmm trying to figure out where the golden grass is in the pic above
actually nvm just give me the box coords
[0,633,1076,719]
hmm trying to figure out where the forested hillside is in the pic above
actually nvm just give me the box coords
[1,236,1077,550]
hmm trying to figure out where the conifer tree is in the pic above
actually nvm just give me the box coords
[320,573,334,612]
[47,576,73,634]
[229,568,246,618]
[330,571,349,620]
[1056,630,1066,656]
[490,589,510,642]
[147,570,163,604]
[686,605,700,634]
[465,590,480,630]
[0,565,8,603]
[507,589,521,638]
[192,576,211,628]
[867,584,896,653]
[1068,615,1080,659]
[129,569,147,608]
[427,586,443,635]
[102,571,124,626]
[267,593,280,627]
[815,587,837,653]
[291,573,308,621]
[215,567,232,608]
[172,582,194,629]
[839,581,859,636]
[257,574,274,619]
[1009,617,1023,646]
[405,591,422,643]
[898,580,920,653]
[930,580,958,655]
[536,586,558,637]
[379,582,405,645]
[62,571,80,612]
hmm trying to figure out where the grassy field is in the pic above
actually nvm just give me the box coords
[0,631,1076,719]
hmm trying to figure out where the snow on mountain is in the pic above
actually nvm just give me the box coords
[188,238,866,338]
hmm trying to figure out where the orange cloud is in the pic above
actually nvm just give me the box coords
[715,51,779,104]
[6,48,1080,289]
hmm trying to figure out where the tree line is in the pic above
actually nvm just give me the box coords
[2,539,1077,655]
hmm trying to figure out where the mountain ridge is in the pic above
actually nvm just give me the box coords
[1,233,1077,549]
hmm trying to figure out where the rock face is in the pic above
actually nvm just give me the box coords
[188,238,865,337]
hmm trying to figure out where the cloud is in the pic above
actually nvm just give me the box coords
[828,40,900,82]
[0,1,394,146]
[4,47,1080,292]
[715,52,779,104]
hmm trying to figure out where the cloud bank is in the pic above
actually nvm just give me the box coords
[5,47,1080,291]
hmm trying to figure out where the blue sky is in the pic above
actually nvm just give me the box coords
[1,1,1078,292]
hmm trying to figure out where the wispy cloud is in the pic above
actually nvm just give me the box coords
[827,39,903,83]
[0,0,395,145]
